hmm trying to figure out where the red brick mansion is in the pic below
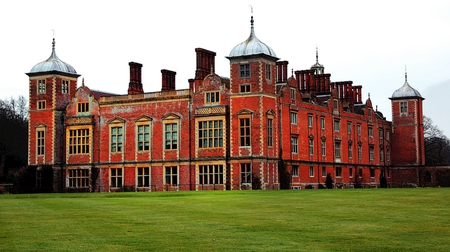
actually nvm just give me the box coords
[26,16,425,192]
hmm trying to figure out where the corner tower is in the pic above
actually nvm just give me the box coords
[390,70,425,166]
[226,15,280,190]
[26,39,80,190]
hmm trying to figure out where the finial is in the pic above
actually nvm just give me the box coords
[316,45,319,64]
[405,65,408,83]
[82,78,85,87]
[210,64,214,75]
[51,29,55,51]
[368,92,370,99]
[249,5,254,27]
[291,68,294,77]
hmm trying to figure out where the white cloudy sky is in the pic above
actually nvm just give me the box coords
[1,0,449,134]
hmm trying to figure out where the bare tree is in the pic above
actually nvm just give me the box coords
[424,116,450,165]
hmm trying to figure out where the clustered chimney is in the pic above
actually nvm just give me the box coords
[195,48,216,80]
[161,69,176,91]
[128,62,144,95]
[276,61,289,83]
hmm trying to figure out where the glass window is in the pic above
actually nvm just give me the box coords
[292,165,299,177]
[400,102,407,113]
[334,120,340,132]
[347,122,351,134]
[62,80,69,94]
[241,163,252,184]
[239,118,251,147]
[38,79,46,93]
[369,146,374,160]
[321,140,326,156]
[199,164,223,185]
[110,168,123,188]
[309,166,314,177]
[349,168,353,178]
[336,167,342,177]
[309,139,314,155]
[77,102,89,113]
[37,129,45,156]
[266,64,271,80]
[69,169,89,188]
[267,118,273,147]
[308,115,313,127]
[357,124,361,136]
[37,100,46,110]
[240,84,250,93]
[205,91,220,103]
[290,88,296,100]
[335,142,341,158]
[137,167,150,188]
[290,112,297,125]
[368,126,373,137]
[239,64,250,78]
[165,123,178,150]
[291,136,298,154]
[322,167,326,177]
[137,124,150,151]
[348,143,353,159]
[110,126,123,153]
[320,117,325,130]
[198,120,223,148]
[165,166,178,186]
[358,145,362,160]
[69,128,90,154]
[370,168,375,178]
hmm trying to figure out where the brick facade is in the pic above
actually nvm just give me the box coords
[27,20,427,192]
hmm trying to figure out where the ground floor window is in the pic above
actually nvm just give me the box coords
[69,169,90,188]
[309,166,314,177]
[349,168,353,178]
[241,163,252,183]
[137,167,150,187]
[165,166,178,186]
[199,164,223,185]
[110,168,123,188]
[370,168,375,178]
[336,167,342,177]
[292,165,299,177]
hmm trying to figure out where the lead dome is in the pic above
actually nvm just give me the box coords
[228,16,277,58]
[391,72,422,98]
[29,39,77,74]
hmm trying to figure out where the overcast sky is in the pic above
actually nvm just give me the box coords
[1,0,449,134]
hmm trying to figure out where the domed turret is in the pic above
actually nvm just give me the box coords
[311,46,324,74]
[29,39,77,75]
[228,16,277,58]
[391,71,422,98]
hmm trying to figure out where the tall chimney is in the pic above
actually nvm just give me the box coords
[195,48,216,80]
[276,61,289,83]
[161,69,176,91]
[128,62,143,94]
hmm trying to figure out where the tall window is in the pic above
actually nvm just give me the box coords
[380,148,384,161]
[38,79,46,93]
[266,64,271,80]
[370,168,375,178]
[347,122,352,134]
[137,167,150,188]
[322,167,326,177]
[267,118,273,147]
[165,166,178,186]
[309,166,314,177]
[110,168,122,188]
[400,101,407,113]
[290,88,296,100]
[241,163,252,184]
[291,136,298,154]
[239,64,250,78]
[68,169,89,188]
[77,102,89,113]
[290,112,297,125]
[37,129,45,156]
[137,124,150,151]
[37,100,46,110]
[199,164,223,185]
[62,80,69,94]
[368,126,373,138]
[348,143,353,159]
[308,115,313,127]
[110,126,123,153]
[320,117,325,130]
[349,168,353,178]
[309,139,314,155]
[369,146,374,160]
[205,91,220,103]
[358,145,362,160]
[357,124,361,136]
[321,140,326,156]
[239,118,250,146]
[165,123,178,150]
[334,120,340,132]
[335,142,341,158]
[292,165,299,177]
[69,128,90,154]
[385,130,390,140]
[336,167,342,177]
[379,129,384,140]
[199,120,223,148]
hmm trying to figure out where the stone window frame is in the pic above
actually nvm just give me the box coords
[38,79,46,94]
[68,169,90,188]
[198,164,223,185]
[163,115,180,150]
[239,63,250,78]
[205,91,220,104]
[62,80,69,94]
[198,119,224,149]
[36,125,46,156]
[135,117,152,153]
[165,166,178,186]
[68,127,90,155]
[110,167,123,189]
[37,100,46,110]
[291,135,298,154]
[136,167,150,188]
[240,163,252,184]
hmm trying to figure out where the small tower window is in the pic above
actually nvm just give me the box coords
[400,101,408,113]
[38,80,46,93]
[239,64,250,78]
[266,64,271,80]
[62,80,69,94]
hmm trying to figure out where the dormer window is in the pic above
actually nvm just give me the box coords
[239,64,250,78]
[205,91,220,103]
[77,102,89,113]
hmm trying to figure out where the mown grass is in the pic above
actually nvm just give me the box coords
[1,188,449,251]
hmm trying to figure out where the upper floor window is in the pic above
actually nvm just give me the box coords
[239,118,251,147]
[62,80,69,94]
[165,123,178,150]
[335,142,341,158]
[137,124,150,152]
[358,145,362,160]
[37,100,46,110]
[348,143,353,159]
[320,117,325,130]
[347,122,352,134]
[266,64,271,80]
[205,91,220,103]
[379,129,384,140]
[290,112,298,125]
[369,146,374,160]
[400,101,407,113]
[290,88,296,100]
[36,128,45,156]
[291,136,298,154]
[368,126,373,138]
[110,126,123,153]
[77,102,89,113]
[199,120,223,148]
[309,139,314,155]
[334,120,340,132]
[240,84,251,93]
[385,130,390,140]
[321,140,326,156]
[308,115,313,128]
[69,128,90,154]
[239,64,250,78]
[357,124,361,136]
[38,79,46,93]
[333,99,338,110]
[267,118,273,147]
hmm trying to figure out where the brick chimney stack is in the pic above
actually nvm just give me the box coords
[195,48,216,80]
[276,61,289,83]
[128,62,144,95]
[161,69,176,91]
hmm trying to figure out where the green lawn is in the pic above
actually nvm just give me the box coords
[1,188,449,251]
